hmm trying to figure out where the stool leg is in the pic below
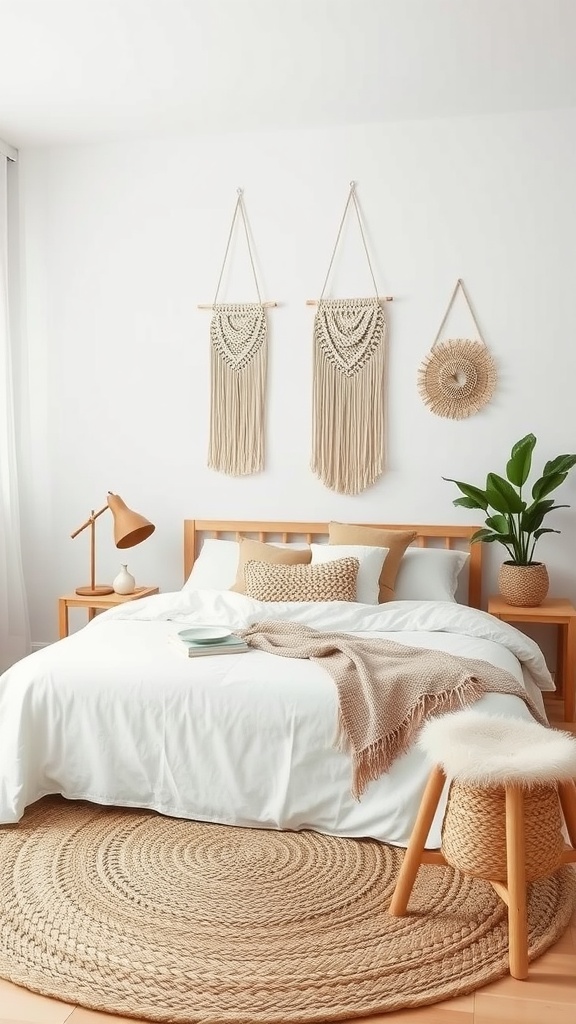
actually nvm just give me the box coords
[505,786,528,980]
[389,765,446,916]
[558,780,576,847]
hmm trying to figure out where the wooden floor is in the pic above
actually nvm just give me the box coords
[1,699,575,1024]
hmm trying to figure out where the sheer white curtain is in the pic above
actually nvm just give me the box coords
[0,153,30,670]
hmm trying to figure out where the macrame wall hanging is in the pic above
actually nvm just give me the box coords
[309,182,392,496]
[417,278,497,420]
[199,189,276,476]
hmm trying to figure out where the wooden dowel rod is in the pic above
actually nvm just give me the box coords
[558,780,576,846]
[388,765,446,917]
[70,503,109,539]
[505,786,528,980]
[197,301,278,309]
[306,296,394,305]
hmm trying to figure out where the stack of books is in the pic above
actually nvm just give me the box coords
[168,630,250,658]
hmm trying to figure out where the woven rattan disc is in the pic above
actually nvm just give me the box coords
[0,798,574,1023]
[418,338,497,419]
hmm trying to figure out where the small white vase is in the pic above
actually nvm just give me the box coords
[113,564,136,595]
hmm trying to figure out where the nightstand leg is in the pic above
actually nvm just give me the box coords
[565,618,576,723]
[88,608,96,622]
[556,625,565,699]
[58,600,69,639]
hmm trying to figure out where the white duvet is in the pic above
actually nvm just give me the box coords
[0,592,554,846]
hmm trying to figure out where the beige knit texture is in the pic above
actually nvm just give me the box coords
[230,538,312,594]
[236,621,547,798]
[0,797,573,1022]
[243,556,359,603]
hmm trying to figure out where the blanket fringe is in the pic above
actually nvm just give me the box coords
[340,680,488,800]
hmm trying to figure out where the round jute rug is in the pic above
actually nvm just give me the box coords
[0,798,574,1023]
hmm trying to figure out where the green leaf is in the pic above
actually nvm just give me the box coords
[534,528,561,539]
[485,514,510,534]
[485,473,526,514]
[542,454,576,476]
[471,529,504,543]
[453,496,484,510]
[531,472,568,502]
[521,501,569,532]
[442,478,488,510]
[506,434,536,487]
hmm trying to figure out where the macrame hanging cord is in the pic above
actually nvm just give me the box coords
[208,190,267,476]
[417,278,497,420]
[311,183,387,495]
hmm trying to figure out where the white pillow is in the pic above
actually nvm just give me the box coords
[393,548,470,602]
[310,543,388,605]
[183,539,311,592]
[183,539,239,591]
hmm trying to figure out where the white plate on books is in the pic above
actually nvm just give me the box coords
[178,627,232,644]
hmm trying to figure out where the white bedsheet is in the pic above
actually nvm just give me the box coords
[0,592,554,846]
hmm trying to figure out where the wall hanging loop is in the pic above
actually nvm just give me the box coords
[201,189,274,476]
[310,182,388,495]
[318,181,379,303]
[213,188,262,306]
[417,278,497,420]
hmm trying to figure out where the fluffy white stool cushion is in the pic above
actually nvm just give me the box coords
[418,710,576,786]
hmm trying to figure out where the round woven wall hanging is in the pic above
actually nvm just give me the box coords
[418,279,497,420]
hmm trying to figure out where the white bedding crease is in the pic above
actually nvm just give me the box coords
[0,592,554,846]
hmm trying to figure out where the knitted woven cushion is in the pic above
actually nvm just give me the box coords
[243,557,359,603]
[230,539,312,594]
[419,710,576,786]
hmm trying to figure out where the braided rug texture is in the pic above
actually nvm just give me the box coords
[0,798,574,1023]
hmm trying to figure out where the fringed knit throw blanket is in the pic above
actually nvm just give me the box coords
[236,621,547,799]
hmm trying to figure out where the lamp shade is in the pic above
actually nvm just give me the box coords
[107,493,155,549]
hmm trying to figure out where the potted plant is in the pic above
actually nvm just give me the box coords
[444,433,576,606]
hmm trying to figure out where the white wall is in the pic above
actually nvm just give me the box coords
[14,106,576,644]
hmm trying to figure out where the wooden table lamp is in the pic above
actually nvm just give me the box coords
[71,492,155,596]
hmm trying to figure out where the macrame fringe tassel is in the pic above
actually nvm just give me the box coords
[208,342,267,475]
[311,342,385,495]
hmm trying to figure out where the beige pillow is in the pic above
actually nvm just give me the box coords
[230,538,312,594]
[243,557,359,603]
[328,522,417,602]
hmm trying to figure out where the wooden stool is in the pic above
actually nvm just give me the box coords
[389,711,576,980]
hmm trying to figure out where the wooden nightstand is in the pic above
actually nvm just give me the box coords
[58,586,159,639]
[487,596,576,723]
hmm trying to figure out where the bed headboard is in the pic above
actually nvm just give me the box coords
[183,520,483,608]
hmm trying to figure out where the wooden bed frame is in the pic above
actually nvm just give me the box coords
[184,520,483,608]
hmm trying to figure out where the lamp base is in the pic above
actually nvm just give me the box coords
[75,585,115,597]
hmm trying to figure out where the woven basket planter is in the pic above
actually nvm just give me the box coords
[498,561,549,607]
[441,781,565,882]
